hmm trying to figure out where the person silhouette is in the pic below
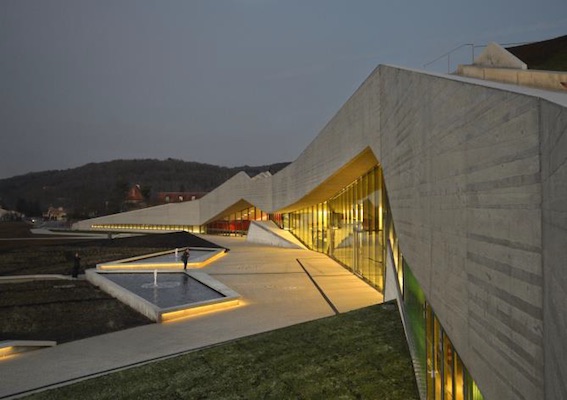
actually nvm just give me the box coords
[72,252,81,278]
[181,249,189,270]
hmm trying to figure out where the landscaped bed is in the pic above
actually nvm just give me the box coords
[0,280,153,343]
[25,303,419,400]
[0,223,224,343]
[0,222,223,276]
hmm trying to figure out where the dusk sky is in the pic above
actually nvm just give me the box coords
[1,1,566,179]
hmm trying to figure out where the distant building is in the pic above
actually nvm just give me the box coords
[124,184,145,204]
[43,207,67,221]
[155,191,207,205]
[120,184,147,211]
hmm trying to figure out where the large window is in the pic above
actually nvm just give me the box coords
[206,206,268,236]
[287,165,385,291]
[424,303,484,400]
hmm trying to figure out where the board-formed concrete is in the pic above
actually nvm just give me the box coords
[540,99,567,400]
[378,66,545,400]
[73,64,567,400]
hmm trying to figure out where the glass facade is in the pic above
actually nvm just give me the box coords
[205,205,269,236]
[283,164,404,295]
[424,304,484,400]
[403,261,427,382]
[285,165,386,291]
[403,262,484,400]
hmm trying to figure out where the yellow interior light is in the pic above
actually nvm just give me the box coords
[161,299,240,323]
[0,346,15,358]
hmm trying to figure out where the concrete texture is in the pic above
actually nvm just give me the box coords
[456,42,567,92]
[473,42,527,69]
[0,237,381,399]
[246,220,306,249]
[457,64,567,92]
[377,66,550,400]
[540,99,567,400]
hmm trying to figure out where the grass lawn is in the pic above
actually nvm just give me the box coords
[26,303,419,400]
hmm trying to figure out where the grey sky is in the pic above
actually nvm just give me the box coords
[1,0,566,179]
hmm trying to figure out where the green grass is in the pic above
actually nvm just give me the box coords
[25,303,418,400]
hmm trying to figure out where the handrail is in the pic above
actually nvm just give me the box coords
[423,43,474,73]
[423,41,533,73]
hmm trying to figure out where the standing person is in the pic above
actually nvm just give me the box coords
[181,249,189,270]
[72,252,81,278]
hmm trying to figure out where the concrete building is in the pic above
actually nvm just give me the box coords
[74,40,567,400]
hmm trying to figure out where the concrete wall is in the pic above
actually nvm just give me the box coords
[473,42,527,69]
[246,221,304,249]
[379,66,547,400]
[73,200,201,229]
[540,99,567,400]
[457,64,567,92]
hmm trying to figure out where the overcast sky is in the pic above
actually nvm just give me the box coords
[1,1,566,179]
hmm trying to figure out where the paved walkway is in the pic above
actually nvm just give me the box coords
[0,236,382,399]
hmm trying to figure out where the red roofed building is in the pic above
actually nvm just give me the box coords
[124,185,144,204]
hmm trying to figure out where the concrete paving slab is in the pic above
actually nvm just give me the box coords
[0,236,382,399]
[298,257,383,313]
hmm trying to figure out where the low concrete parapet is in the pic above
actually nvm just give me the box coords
[86,269,240,323]
[0,275,73,283]
[0,340,57,359]
[246,221,306,249]
[457,64,567,92]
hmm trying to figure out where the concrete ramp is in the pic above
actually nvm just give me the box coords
[246,221,307,249]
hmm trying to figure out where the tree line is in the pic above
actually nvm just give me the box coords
[0,158,289,219]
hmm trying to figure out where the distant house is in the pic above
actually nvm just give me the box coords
[124,185,145,204]
[155,192,207,205]
[121,184,147,211]
[43,207,67,221]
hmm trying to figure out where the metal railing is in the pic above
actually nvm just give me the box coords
[423,43,475,73]
[423,41,533,73]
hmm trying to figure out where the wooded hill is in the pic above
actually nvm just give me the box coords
[0,159,289,219]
